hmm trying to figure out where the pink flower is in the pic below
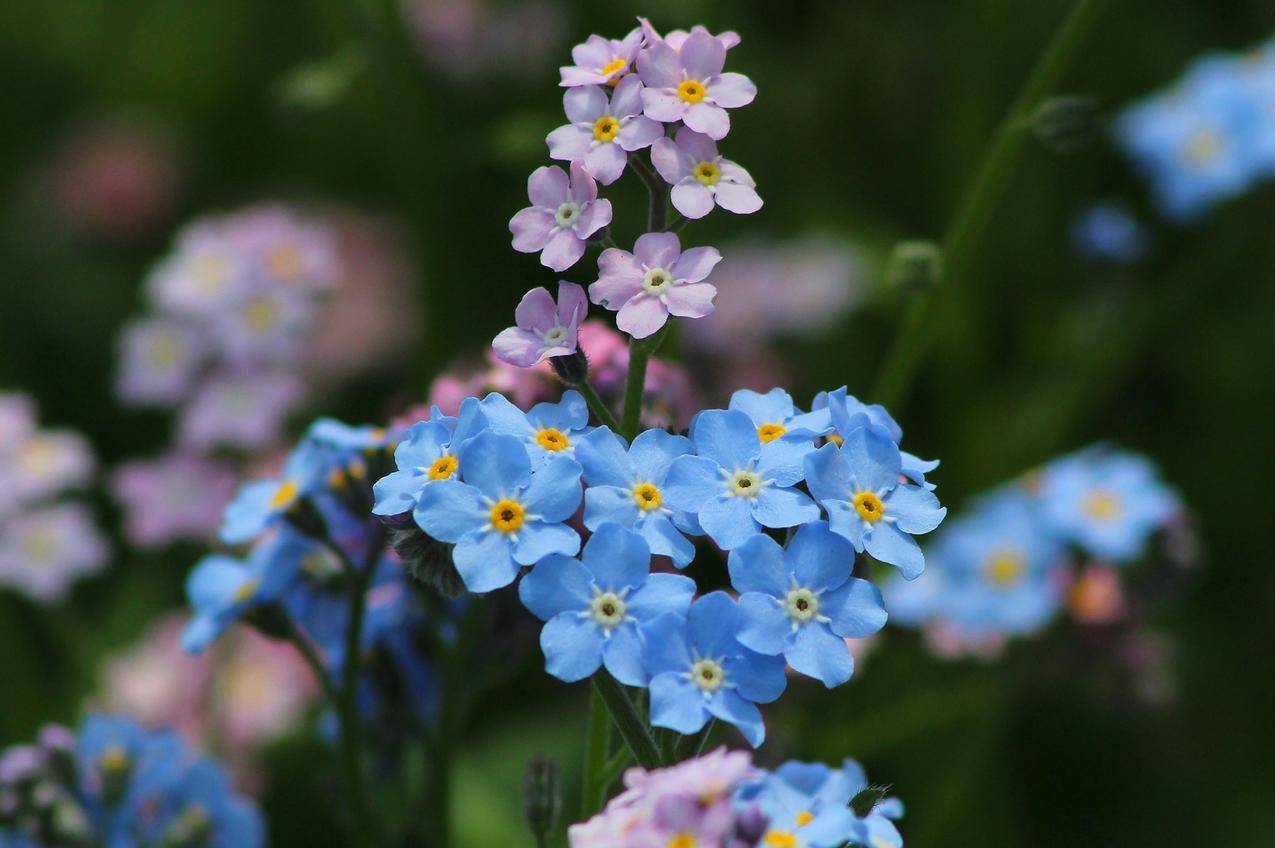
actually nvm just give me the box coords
[492,281,588,367]
[547,76,663,184]
[1066,563,1127,624]
[651,127,762,218]
[111,452,239,547]
[590,232,721,338]
[637,18,741,53]
[637,30,756,139]
[510,162,612,272]
[559,29,645,88]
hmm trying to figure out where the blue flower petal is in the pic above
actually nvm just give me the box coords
[581,523,649,591]
[688,591,741,659]
[530,389,588,432]
[727,534,789,597]
[637,513,696,567]
[865,521,925,579]
[787,521,854,592]
[414,480,487,543]
[726,650,787,704]
[458,431,532,498]
[538,614,605,682]
[691,409,761,471]
[728,387,795,427]
[576,426,632,487]
[518,554,593,620]
[628,428,693,482]
[820,577,888,638]
[513,522,580,565]
[454,529,519,592]
[626,572,696,620]
[521,456,583,521]
[706,689,766,747]
[736,592,789,655]
[663,455,724,510]
[649,672,709,735]
[752,485,820,530]
[842,425,902,493]
[756,437,814,487]
[641,612,693,675]
[583,485,641,529]
[700,494,760,549]
[479,392,534,438]
[785,623,854,688]
[602,624,649,686]
[884,484,946,534]
[372,468,425,516]
[804,442,850,503]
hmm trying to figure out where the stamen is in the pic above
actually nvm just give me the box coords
[535,428,570,451]
[677,79,706,104]
[852,491,885,523]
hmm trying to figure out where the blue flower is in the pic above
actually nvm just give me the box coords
[729,521,886,688]
[640,591,787,747]
[139,758,265,848]
[479,389,592,465]
[1037,448,1178,562]
[77,716,184,814]
[1071,202,1151,264]
[727,387,832,445]
[737,759,904,848]
[306,417,401,451]
[414,431,582,593]
[220,438,330,544]
[519,523,695,684]
[663,409,819,550]
[372,397,487,517]
[182,529,312,652]
[574,426,698,567]
[804,427,946,579]
[819,386,939,488]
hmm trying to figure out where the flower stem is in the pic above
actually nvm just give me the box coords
[619,326,669,440]
[871,0,1110,410]
[580,687,613,817]
[575,377,622,432]
[591,674,662,770]
[286,627,337,703]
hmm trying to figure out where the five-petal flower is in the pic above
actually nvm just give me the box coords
[510,162,613,272]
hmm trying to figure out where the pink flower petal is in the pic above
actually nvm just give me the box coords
[717,160,755,186]
[514,286,559,333]
[563,85,608,124]
[547,124,592,162]
[559,66,607,87]
[663,282,717,319]
[585,143,628,185]
[708,72,757,108]
[492,326,546,367]
[510,207,555,253]
[651,137,694,182]
[670,182,716,219]
[571,36,612,70]
[528,165,569,207]
[569,160,599,203]
[680,31,726,81]
[671,246,722,283]
[674,126,719,163]
[590,272,644,311]
[617,293,670,338]
[540,228,585,272]
[636,42,682,89]
[618,116,664,152]
[641,88,687,123]
[556,281,588,328]
[713,182,763,215]
[574,198,612,238]
[609,74,645,118]
[683,102,730,140]
[633,231,682,269]
[597,246,645,282]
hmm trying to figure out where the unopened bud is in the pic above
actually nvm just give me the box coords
[1030,96,1101,153]
[849,784,890,818]
[388,524,465,598]
[522,755,561,844]
[284,496,328,539]
[550,347,590,385]
[887,241,943,293]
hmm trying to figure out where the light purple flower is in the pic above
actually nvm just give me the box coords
[559,29,644,88]
[510,162,613,272]
[637,18,741,53]
[590,232,721,339]
[177,372,303,451]
[0,504,109,602]
[116,319,205,406]
[546,76,663,184]
[0,393,35,445]
[651,127,762,219]
[637,30,756,140]
[111,453,239,547]
[145,223,251,318]
[0,430,95,510]
[210,287,313,367]
[492,281,588,367]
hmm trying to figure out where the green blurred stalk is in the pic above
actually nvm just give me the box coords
[580,688,613,817]
[873,0,1112,410]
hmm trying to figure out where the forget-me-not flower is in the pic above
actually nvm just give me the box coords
[372,397,487,517]
[479,389,591,466]
[220,437,330,544]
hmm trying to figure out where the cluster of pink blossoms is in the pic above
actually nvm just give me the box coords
[500,19,762,355]
[0,393,107,602]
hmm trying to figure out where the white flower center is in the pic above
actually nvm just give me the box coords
[554,201,581,228]
[726,468,763,498]
[542,325,568,346]
[642,267,674,296]
[689,658,726,693]
[784,587,820,623]
[588,589,628,631]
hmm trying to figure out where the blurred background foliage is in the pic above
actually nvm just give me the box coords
[1,0,1273,845]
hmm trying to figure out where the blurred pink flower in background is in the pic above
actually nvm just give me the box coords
[402,0,563,80]
[922,620,1009,661]
[48,120,183,242]
[96,613,319,791]
[1066,563,1128,624]
[111,453,239,547]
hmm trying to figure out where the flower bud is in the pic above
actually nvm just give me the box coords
[549,348,590,385]
[887,241,943,293]
[387,524,465,598]
[849,784,890,817]
[522,755,561,845]
[1030,96,1101,153]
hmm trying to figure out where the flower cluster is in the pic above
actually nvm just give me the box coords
[183,419,444,750]
[0,392,107,602]
[1117,34,1275,220]
[378,385,945,746]
[885,446,1183,657]
[567,747,904,848]
[0,715,262,847]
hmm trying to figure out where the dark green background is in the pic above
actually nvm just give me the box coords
[1,1,1272,845]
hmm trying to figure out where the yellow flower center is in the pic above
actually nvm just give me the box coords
[148,334,182,368]
[690,658,725,693]
[593,116,620,143]
[632,482,663,511]
[984,549,1025,586]
[677,79,706,103]
[764,832,799,848]
[244,297,278,332]
[232,579,259,604]
[600,57,627,78]
[266,243,304,281]
[827,434,844,446]
[1184,130,1222,167]
[22,530,58,561]
[535,428,570,451]
[192,254,228,290]
[269,479,299,510]
[757,423,787,443]
[795,811,815,827]
[853,491,885,523]
[99,746,131,776]
[428,455,459,480]
[693,161,720,185]
[490,499,526,534]
[1084,489,1122,522]
[668,835,696,848]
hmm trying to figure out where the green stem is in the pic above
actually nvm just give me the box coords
[619,327,669,440]
[286,627,338,703]
[575,377,622,432]
[870,0,1110,410]
[580,687,613,817]
[674,719,716,762]
[591,674,661,770]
